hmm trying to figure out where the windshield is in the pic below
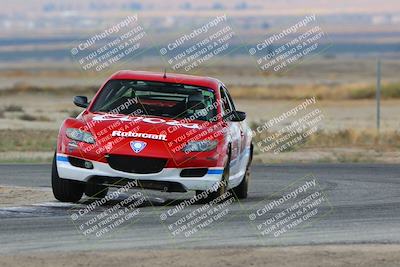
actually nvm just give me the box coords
[90,79,217,122]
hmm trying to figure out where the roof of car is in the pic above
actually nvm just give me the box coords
[109,70,221,90]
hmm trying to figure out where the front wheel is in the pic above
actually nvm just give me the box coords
[196,162,229,203]
[51,154,84,202]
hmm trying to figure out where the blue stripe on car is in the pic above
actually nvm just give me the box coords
[207,169,224,174]
[56,155,69,162]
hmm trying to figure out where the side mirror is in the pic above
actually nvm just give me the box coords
[73,96,89,108]
[224,111,246,122]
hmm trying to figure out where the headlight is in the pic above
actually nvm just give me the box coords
[66,128,95,144]
[182,140,218,153]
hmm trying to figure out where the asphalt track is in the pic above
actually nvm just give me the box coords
[0,163,399,254]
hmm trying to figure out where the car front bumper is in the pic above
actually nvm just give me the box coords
[56,153,224,192]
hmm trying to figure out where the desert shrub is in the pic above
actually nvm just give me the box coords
[18,113,37,121]
[382,83,400,98]
[4,104,24,112]
[36,115,52,122]
[349,86,375,99]
[18,113,52,122]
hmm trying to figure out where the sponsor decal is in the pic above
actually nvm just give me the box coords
[92,114,200,129]
[112,131,167,141]
[130,141,147,153]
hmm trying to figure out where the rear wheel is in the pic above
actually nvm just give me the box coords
[85,183,108,198]
[51,154,84,202]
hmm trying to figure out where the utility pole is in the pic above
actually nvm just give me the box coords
[376,58,381,131]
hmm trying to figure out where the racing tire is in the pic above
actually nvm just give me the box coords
[232,166,250,199]
[232,144,252,199]
[196,161,229,203]
[85,183,108,198]
[51,153,85,203]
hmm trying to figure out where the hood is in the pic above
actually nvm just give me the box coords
[79,112,222,157]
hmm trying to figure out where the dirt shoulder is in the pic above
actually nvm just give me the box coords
[0,186,53,207]
[0,245,399,267]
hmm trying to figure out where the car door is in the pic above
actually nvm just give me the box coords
[223,86,247,155]
[219,85,242,177]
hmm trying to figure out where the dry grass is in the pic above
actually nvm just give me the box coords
[0,129,57,152]
[1,81,400,100]
[303,129,400,148]
[252,128,400,163]
[253,127,400,154]
[0,83,98,97]
[230,82,400,100]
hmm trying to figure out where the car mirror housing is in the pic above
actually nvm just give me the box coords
[73,96,89,108]
[224,111,246,122]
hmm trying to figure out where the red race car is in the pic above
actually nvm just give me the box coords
[52,70,253,202]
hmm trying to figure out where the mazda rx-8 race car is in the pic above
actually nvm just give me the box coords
[52,70,253,203]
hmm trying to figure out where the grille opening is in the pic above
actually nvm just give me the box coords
[107,155,167,174]
[180,168,208,177]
